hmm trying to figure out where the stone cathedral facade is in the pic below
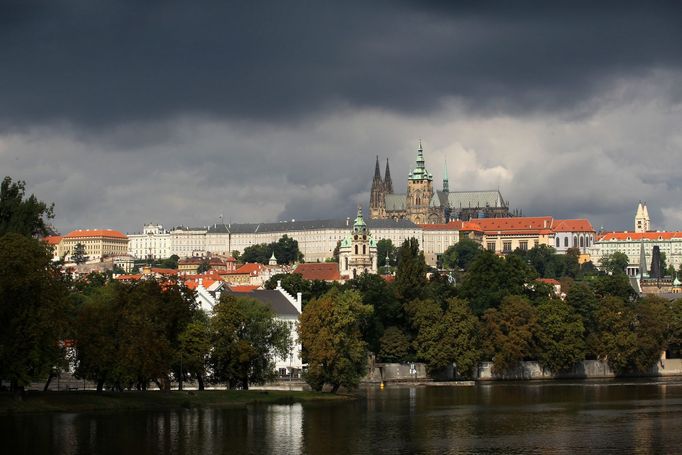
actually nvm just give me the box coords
[370,142,513,224]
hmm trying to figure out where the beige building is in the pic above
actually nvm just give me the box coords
[420,221,484,266]
[60,229,129,262]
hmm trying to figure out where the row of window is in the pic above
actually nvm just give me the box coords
[555,235,593,249]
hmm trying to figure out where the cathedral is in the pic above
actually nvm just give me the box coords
[370,142,513,224]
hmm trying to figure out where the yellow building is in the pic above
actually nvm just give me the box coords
[60,229,129,262]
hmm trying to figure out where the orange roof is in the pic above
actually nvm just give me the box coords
[293,263,342,281]
[536,278,561,285]
[475,217,553,232]
[228,285,260,293]
[598,231,682,241]
[115,274,143,281]
[552,219,594,232]
[381,274,395,282]
[43,235,62,245]
[232,263,264,275]
[184,278,220,290]
[419,221,483,232]
[150,267,178,275]
[64,229,127,239]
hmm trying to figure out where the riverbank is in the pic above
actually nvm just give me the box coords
[0,390,352,414]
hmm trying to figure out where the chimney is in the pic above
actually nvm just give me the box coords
[346,217,350,226]
[296,292,303,313]
[198,278,203,287]
[276,280,282,289]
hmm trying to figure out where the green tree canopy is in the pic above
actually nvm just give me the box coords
[535,299,586,374]
[483,295,540,375]
[0,176,54,237]
[208,294,291,389]
[377,238,398,268]
[178,311,211,390]
[72,242,88,264]
[241,235,303,265]
[459,252,534,315]
[601,251,629,275]
[0,233,69,393]
[407,297,481,377]
[442,238,483,271]
[378,326,409,363]
[298,288,372,392]
[395,237,428,302]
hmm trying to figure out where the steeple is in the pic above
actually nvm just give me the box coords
[373,155,382,182]
[639,240,648,278]
[443,159,449,193]
[353,205,367,234]
[409,141,433,181]
[384,158,393,193]
[635,201,650,233]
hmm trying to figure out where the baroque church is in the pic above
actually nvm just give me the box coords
[370,142,513,224]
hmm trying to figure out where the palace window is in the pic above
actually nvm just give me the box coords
[555,237,560,248]
[487,242,496,252]
[503,241,512,253]
[564,237,568,247]
[520,241,528,251]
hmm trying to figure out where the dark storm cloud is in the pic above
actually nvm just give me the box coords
[1,0,681,130]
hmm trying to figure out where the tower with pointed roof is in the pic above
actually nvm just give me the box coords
[406,141,435,224]
[384,158,393,194]
[369,156,386,219]
[338,206,378,278]
[635,201,650,233]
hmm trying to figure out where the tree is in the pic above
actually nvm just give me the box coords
[378,326,409,362]
[178,311,211,390]
[274,235,303,264]
[442,238,482,271]
[565,282,599,353]
[241,243,272,264]
[298,288,372,392]
[459,251,533,315]
[72,242,88,264]
[601,252,629,275]
[483,295,540,375]
[377,239,397,268]
[0,176,54,237]
[407,297,481,377]
[592,273,638,302]
[0,234,69,394]
[535,299,586,374]
[197,258,211,273]
[593,295,669,375]
[395,238,428,302]
[209,294,291,389]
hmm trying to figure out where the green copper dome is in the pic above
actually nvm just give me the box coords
[408,141,433,181]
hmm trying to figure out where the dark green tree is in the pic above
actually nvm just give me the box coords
[535,299,586,374]
[71,242,88,264]
[601,252,629,275]
[395,237,428,302]
[378,326,410,362]
[459,251,533,315]
[209,294,291,389]
[407,297,481,377]
[178,311,211,390]
[0,176,54,237]
[0,234,69,394]
[298,288,372,392]
[483,295,540,375]
[197,258,211,273]
[377,238,398,268]
[273,235,304,264]
[442,238,483,271]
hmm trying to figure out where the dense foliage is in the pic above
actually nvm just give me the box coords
[241,235,303,264]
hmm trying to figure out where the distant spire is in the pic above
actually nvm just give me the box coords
[384,158,393,193]
[373,155,382,182]
[639,241,648,278]
[443,158,449,193]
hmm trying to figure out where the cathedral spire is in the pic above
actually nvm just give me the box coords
[373,155,382,182]
[443,158,449,193]
[384,158,393,193]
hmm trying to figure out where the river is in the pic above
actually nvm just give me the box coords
[4,379,682,454]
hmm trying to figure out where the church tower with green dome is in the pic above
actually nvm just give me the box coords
[338,206,378,279]
[406,141,435,224]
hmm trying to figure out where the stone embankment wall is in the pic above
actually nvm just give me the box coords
[364,359,682,383]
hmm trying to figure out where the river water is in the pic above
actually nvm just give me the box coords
[4,380,682,454]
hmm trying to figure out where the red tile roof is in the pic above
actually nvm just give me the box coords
[536,278,561,286]
[64,229,128,239]
[293,263,342,281]
[115,274,143,281]
[150,267,178,275]
[475,217,554,232]
[598,231,682,241]
[552,219,594,232]
[418,221,483,232]
[228,285,261,293]
[232,263,264,275]
[43,235,62,245]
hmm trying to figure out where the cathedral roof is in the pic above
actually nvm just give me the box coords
[385,194,407,211]
[208,217,417,234]
[447,190,506,209]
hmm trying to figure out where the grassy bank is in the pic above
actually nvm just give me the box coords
[0,389,351,414]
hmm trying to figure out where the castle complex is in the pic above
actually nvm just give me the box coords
[369,142,512,224]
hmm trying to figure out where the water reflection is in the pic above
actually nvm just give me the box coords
[4,380,682,454]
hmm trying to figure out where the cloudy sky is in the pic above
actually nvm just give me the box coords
[1,1,681,234]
